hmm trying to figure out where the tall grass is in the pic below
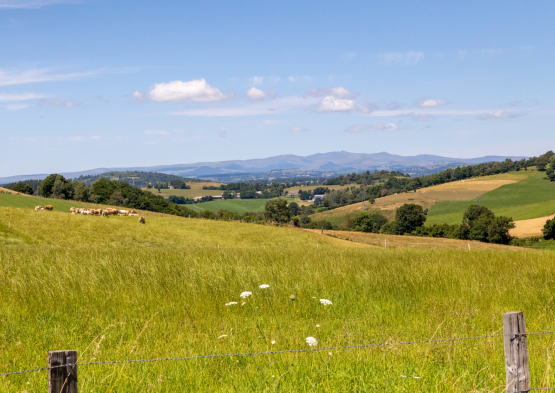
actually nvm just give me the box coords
[1,246,554,392]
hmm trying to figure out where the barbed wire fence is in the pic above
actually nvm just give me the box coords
[1,311,553,392]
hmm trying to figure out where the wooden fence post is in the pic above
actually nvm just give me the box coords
[503,312,530,393]
[48,350,77,393]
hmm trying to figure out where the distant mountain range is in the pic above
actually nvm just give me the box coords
[0,151,527,184]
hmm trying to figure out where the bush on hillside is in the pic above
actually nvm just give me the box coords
[395,203,426,235]
[415,223,460,239]
[350,212,388,233]
[459,205,514,244]
[543,218,555,240]
[12,182,33,195]
[379,221,398,235]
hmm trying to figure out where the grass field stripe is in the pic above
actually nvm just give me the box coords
[2,330,554,377]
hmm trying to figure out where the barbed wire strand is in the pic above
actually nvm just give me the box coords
[2,330,554,377]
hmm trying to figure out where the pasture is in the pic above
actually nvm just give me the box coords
[145,181,225,199]
[186,198,276,214]
[0,208,554,391]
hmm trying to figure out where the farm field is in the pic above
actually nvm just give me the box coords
[284,183,354,194]
[186,198,278,214]
[0,206,555,391]
[310,171,555,229]
[509,214,555,238]
[145,181,225,199]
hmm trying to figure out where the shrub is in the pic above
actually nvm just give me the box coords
[395,204,426,235]
[543,218,555,240]
[350,212,388,233]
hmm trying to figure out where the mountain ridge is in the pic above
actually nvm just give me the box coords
[0,151,527,184]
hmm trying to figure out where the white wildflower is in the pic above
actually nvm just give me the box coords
[241,302,246,306]
[240,291,252,298]
[401,375,406,378]
[225,302,238,306]
[328,352,332,356]
[218,335,228,339]
[259,284,270,289]
[271,340,276,345]
[320,299,332,305]
[306,337,318,347]
[316,324,320,328]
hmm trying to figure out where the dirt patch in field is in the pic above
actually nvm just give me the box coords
[302,228,522,251]
[510,214,555,238]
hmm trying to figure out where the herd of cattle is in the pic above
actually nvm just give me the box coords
[34,205,146,223]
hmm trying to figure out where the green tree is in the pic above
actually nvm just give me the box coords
[264,198,291,223]
[536,156,548,171]
[288,202,300,216]
[350,212,388,233]
[73,182,89,202]
[543,218,555,240]
[40,174,69,198]
[379,221,397,235]
[459,205,514,244]
[395,203,426,235]
[12,182,33,195]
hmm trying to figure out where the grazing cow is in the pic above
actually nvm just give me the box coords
[139,216,146,224]
[93,209,102,215]
[70,207,76,214]
[82,210,92,215]
[102,208,119,216]
[35,206,43,211]
[44,205,53,211]
[118,210,129,216]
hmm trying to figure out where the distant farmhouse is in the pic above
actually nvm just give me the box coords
[311,194,325,202]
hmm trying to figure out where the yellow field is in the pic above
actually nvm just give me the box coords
[510,214,555,238]
[311,174,522,224]
[303,228,520,251]
[145,181,225,198]
[0,187,26,195]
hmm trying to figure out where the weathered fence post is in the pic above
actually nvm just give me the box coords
[503,312,530,393]
[48,350,77,393]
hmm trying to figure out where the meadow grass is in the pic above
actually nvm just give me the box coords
[1,245,555,392]
[186,198,281,215]
[145,182,226,199]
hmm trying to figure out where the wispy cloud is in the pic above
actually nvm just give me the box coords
[415,97,447,107]
[307,87,353,99]
[67,136,83,141]
[140,78,229,103]
[0,92,49,101]
[144,130,169,135]
[4,103,30,111]
[476,109,522,120]
[39,98,80,108]
[249,76,264,86]
[375,51,424,66]
[219,129,227,138]
[289,126,307,132]
[0,0,75,9]
[345,123,399,133]
[0,66,134,87]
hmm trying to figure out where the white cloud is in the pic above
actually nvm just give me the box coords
[307,87,353,98]
[67,136,83,141]
[289,127,307,132]
[249,76,264,86]
[345,123,399,133]
[476,110,521,120]
[90,135,102,140]
[96,95,109,103]
[147,79,226,103]
[0,0,72,8]
[0,67,129,87]
[5,104,30,111]
[132,91,144,103]
[39,98,80,108]
[376,51,424,65]
[0,92,49,101]
[317,96,357,112]
[481,48,502,58]
[287,75,312,83]
[415,98,447,107]
[246,87,265,101]
[144,130,169,135]
[172,95,319,117]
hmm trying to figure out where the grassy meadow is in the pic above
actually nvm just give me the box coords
[0,207,555,391]
[186,198,281,215]
[145,182,225,199]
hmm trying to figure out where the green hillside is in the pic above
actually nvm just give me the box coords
[427,171,555,224]
[186,198,279,214]
[0,191,87,212]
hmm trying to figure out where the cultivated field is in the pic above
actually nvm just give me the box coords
[145,181,225,199]
[284,183,354,194]
[510,214,555,238]
[310,171,555,228]
[186,198,275,214]
[0,208,554,392]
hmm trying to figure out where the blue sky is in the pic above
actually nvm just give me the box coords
[1,0,554,177]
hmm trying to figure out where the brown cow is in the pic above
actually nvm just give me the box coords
[139,216,146,224]
[102,208,119,216]
[44,205,53,211]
